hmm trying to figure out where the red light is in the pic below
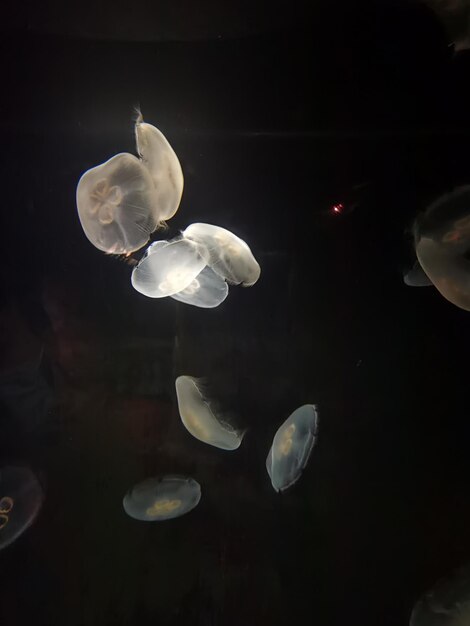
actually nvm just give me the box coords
[332,203,344,215]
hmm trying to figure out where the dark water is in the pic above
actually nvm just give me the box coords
[1,2,470,624]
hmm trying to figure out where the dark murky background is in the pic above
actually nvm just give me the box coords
[1,1,470,624]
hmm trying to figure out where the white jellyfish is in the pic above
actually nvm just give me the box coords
[410,562,470,626]
[414,185,470,311]
[170,266,229,308]
[175,376,244,450]
[76,153,160,254]
[123,475,201,521]
[135,112,184,222]
[131,238,208,298]
[266,404,319,492]
[0,466,44,550]
[182,223,261,287]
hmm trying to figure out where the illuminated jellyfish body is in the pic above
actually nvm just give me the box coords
[131,238,208,298]
[404,259,433,287]
[175,376,244,450]
[414,185,470,311]
[183,223,261,287]
[135,113,184,222]
[0,466,44,550]
[266,404,319,492]
[410,563,470,626]
[123,475,201,521]
[76,153,160,254]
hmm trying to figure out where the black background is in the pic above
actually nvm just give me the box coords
[1,1,470,624]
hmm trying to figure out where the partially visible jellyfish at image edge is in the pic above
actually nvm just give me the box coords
[175,376,244,450]
[0,466,44,550]
[76,115,183,255]
[413,185,470,311]
[123,475,201,522]
[266,404,319,492]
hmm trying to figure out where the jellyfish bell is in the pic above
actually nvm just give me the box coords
[266,404,319,493]
[131,237,208,298]
[135,113,184,222]
[182,223,261,287]
[410,562,470,626]
[414,185,470,311]
[170,266,229,308]
[76,152,161,254]
[0,466,44,551]
[123,475,201,522]
[175,376,244,450]
[403,259,433,287]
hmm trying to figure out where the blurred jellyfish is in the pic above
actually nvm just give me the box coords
[0,466,44,550]
[175,376,244,450]
[135,112,184,222]
[404,259,433,287]
[131,238,208,298]
[266,404,319,492]
[123,475,201,521]
[183,223,261,287]
[414,185,470,311]
[410,562,470,626]
[76,153,160,254]
[171,266,229,308]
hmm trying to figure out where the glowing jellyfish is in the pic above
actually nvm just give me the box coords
[266,404,319,492]
[171,266,229,308]
[183,223,261,287]
[123,475,201,521]
[0,466,44,550]
[131,238,208,298]
[76,153,160,254]
[404,259,433,287]
[414,185,470,311]
[135,113,184,222]
[175,376,244,450]
[410,563,470,626]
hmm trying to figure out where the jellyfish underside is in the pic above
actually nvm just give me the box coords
[170,265,229,308]
[266,404,319,492]
[183,223,261,287]
[76,152,160,255]
[175,376,243,450]
[123,476,201,521]
[0,467,44,550]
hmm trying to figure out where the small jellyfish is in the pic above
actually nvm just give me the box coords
[410,562,470,626]
[183,223,261,287]
[135,113,184,222]
[123,475,201,521]
[403,259,433,287]
[414,185,470,311]
[266,404,319,492]
[171,266,229,308]
[0,466,44,551]
[175,376,244,450]
[131,238,208,298]
[76,152,160,254]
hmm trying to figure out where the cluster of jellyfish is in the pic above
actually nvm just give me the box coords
[76,112,260,308]
[123,389,320,522]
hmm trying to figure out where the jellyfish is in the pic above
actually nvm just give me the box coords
[175,376,244,450]
[76,152,161,254]
[131,237,208,298]
[266,404,319,492]
[170,266,229,308]
[0,466,44,550]
[135,113,184,222]
[183,223,261,287]
[414,185,470,311]
[403,259,433,287]
[410,562,470,626]
[123,475,201,521]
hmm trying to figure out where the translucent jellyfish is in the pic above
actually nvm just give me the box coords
[403,259,433,287]
[266,404,319,492]
[76,153,160,254]
[183,223,261,287]
[0,466,44,550]
[171,266,229,308]
[410,562,470,626]
[131,238,208,298]
[175,376,244,450]
[123,475,201,521]
[135,113,184,222]
[414,185,470,311]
